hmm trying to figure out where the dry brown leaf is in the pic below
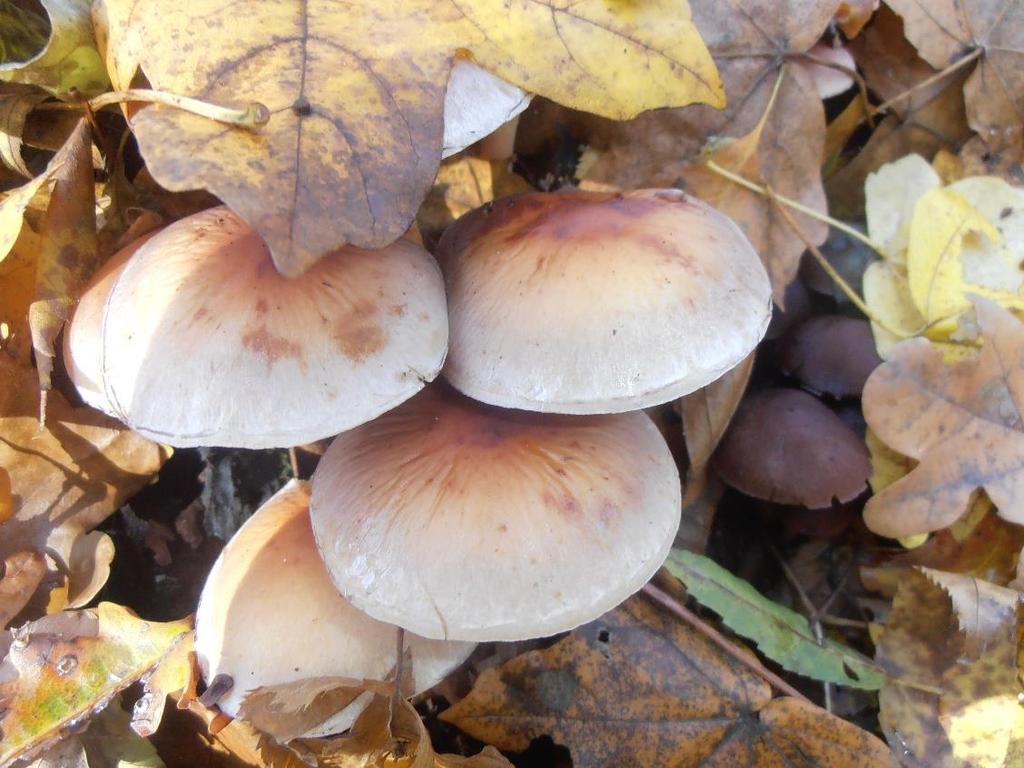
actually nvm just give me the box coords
[442,595,892,767]
[0,358,169,615]
[0,467,10,523]
[959,134,1024,182]
[827,6,972,217]
[0,86,48,178]
[95,0,723,277]
[29,118,98,393]
[0,225,41,364]
[875,569,1021,768]
[863,297,1024,537]
[888,0,1024,152]
[576,0,837,304]
[834,0,879,38]
[0,551,46,628]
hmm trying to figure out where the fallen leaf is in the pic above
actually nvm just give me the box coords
[130,631,196,738]
[576,0,837,304]
[442,595,893,767]
[96,0,723,276]
[0,551,46,628]
[27,701,167,768]
[0,0,109,98]
[863,297,1024,537]
[0,358,169,614]
[864,154,940,263]
[417,155,531,244]
[666,550,884,689]
[0,86,48,177]
[875,569,1021,767]
[0,602,191,765]
[959,134,1024,183]
[827,6,971,217]
[0,467,10,523]
[0,163,60,265]
[29,118,98,393]
[833,0,878,38]
[0,226,42,364]
[888,0,1024,152]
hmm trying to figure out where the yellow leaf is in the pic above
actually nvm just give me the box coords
[864,153,940,263]
[96,0,723,275]
[906,187,1003,334]
[862,260,924,357]
[0,603,191,765]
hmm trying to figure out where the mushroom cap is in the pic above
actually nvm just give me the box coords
[195,479,474,737]
[442,59,530,158]
[63,230,159,413]
[309,385,682,642]
[65,206,448,448]
[711,388,871,508]
[778,315,881,398]
[436,189,772,414]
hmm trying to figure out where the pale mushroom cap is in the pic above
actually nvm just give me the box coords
[442,59,531,158]
[63,230,159,413]
[309,385,682,642]
[68,206,448,448]
[437,189,772,414]
[195,480,474,737]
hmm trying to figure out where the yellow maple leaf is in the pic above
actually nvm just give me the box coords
[94,0,724,275]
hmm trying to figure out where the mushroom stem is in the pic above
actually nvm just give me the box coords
[641,583,816,705]
[391,627,406,718]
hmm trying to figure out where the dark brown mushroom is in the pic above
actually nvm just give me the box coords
[711,388,870,508]
[778,315,882,398]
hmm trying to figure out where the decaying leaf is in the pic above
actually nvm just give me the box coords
[576,0,837,304]
[0,602,191,765]
[0,551,46,628]
[666,550,884,689]
[96,0,723,276]
[443,595,892,767]
[864,298,1024,537]
[888,0,1024,152]
[29,118,97,393]
[875,569,1022,768]
[130,631,196,738]
[0,358,169,614]
[0,161,60,266]
[0,0,109,98]
[27,702,166,768]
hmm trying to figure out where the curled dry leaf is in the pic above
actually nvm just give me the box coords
[0,358,169,614]
[888,0,1024,152]
[0,86,48,177]
[94,0,723,276]
[833,0,879,38]
[863,298,1024,538]
[712,388,870,508]
[0,603,191,765]
[0,551,46,629]
[442,595,893,767]
[130,630,196,738]
[576,0,837,305]
[0,0,109,98]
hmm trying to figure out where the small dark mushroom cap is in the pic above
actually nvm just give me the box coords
[309,385,682,641]
[778,315,882,398]
[712,388,870,508]
[436,188,772,414]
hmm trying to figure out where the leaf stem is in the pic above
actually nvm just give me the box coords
[869,47,983,119]
[642,583,815,705]
[40,90,271,130]
[704,159,884,254]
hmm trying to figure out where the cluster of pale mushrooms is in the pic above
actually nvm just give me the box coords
[64,99,771,737]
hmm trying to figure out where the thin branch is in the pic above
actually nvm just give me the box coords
[642,583,815,705]
[870,47,983,118]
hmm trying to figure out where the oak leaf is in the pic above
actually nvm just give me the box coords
[0,603,191,765]
[863,297,1024,537]
[95,0,723,276]
[888,0,1024,153]
[0,552,46,629]
[0,358,169,614]
[442,595,893,767]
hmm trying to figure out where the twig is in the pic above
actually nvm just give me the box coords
[288,447,300,478]
[870,47,983,119]
[642,583,814,705]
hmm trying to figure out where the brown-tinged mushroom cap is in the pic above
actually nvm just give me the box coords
[65,206,448,448]
[436,189,772,414]
[309,384,681,642]
[711,388,870,508]
[195,480,474,737]
[778,315,881,398]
